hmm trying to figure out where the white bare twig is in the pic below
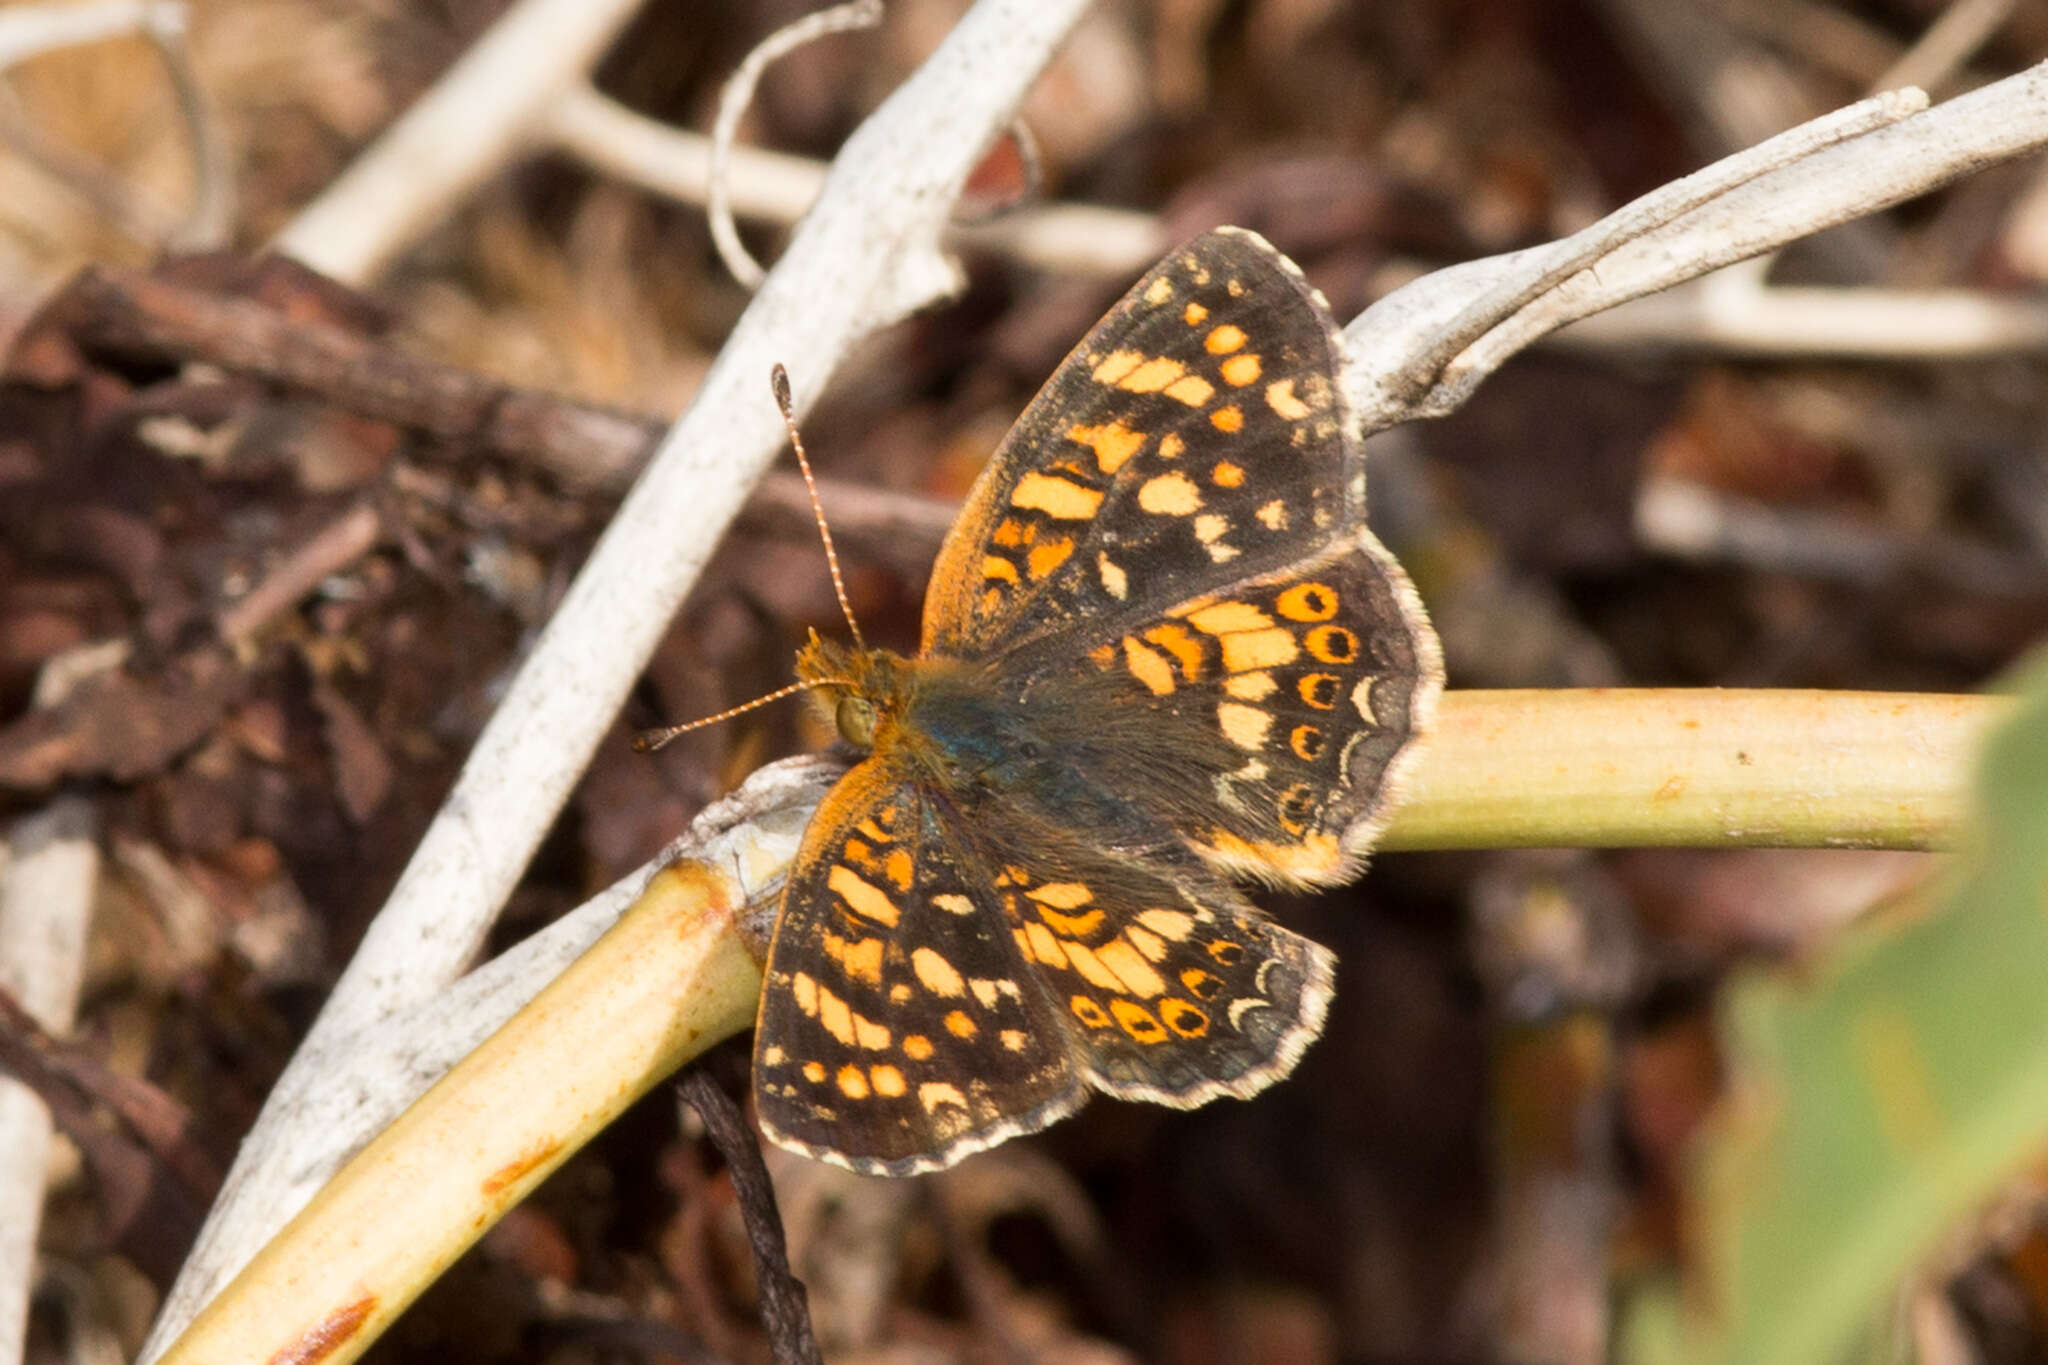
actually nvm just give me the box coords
[0,0,171,66]
[269,0,648,285]
[545,81,1165,277]
[1873,0,2016,98]
[1342,63,2048,431]
[0,798,99,1365]
[1553,276,2048,356]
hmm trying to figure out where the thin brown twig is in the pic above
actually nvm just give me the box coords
[676,1067,822,1365]
[52,266,965,569]
[215,501,385,649]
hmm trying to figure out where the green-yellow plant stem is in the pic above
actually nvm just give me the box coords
[1380,689,2000,851]
[154,864,762,1365]
[152,687,2003,1365]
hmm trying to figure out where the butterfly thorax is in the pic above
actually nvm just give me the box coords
[795,631,1041,795]
[796,630,1243,866]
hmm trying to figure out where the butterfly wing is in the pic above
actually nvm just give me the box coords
[1049,530,1441,886]
[922,227,1364,662]
[753,757,1085,1175]
[961,817,1336,1106]
[755,756,1337,1173]
[921,227,1439,887]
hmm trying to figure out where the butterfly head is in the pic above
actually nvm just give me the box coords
[794,629,917,753]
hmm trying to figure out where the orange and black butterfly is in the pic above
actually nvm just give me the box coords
[747,228,1441,1174]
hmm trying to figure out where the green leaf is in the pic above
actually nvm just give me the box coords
[1623,656,2048,1365]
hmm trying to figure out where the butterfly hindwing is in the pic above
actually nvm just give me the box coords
[1069,530,1442,885]
[754,759,1083,1175]
[922,227,1358,662]
[972,827,1335,1105]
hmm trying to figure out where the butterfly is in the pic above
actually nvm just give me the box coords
[749,227,1441,1174]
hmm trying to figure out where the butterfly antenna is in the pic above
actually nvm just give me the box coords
[632,676,855,752]
[773,364,867,651]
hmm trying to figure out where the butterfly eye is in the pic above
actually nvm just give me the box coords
[834,695,879,747]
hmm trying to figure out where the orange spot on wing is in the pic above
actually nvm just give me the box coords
[1201,827,1343,881]
[1276,582,1339,621]
[1290,724,1327,760]
[1027,537,1074,579]
[1205,324,1247,354]
[1138,471,1202,515]
[832,934,885,985]
[1067,419,1146,474]
[1110,998,1168,1042]
[1142,624,1206,680]
[1123,637,1176,695]
[1027,881,1094,908]
[1040,906,1107,937]
[1184,601,1271,634]
[1305,625,1360,663]
[1299,672,1340,708]
[829,866,901,927]
[883,847,915,890]
[912,947,965,997]
[1161,999,1210,1036]
[1118,356,1189,393]
[1092,349,1143,384]
[1220,353,1262,386]
[1010,471,1104,520]
[1266,377,1312,419]
[1216,701,1273,751]
[1096,938,1166,996]
[1025,921,1066,968]
[1211,405,1245,433]
[1220,628,1299,672]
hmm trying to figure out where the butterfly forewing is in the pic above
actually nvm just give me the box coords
[922,227,1359,662]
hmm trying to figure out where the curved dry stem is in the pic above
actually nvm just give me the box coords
[708,0,883,288]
